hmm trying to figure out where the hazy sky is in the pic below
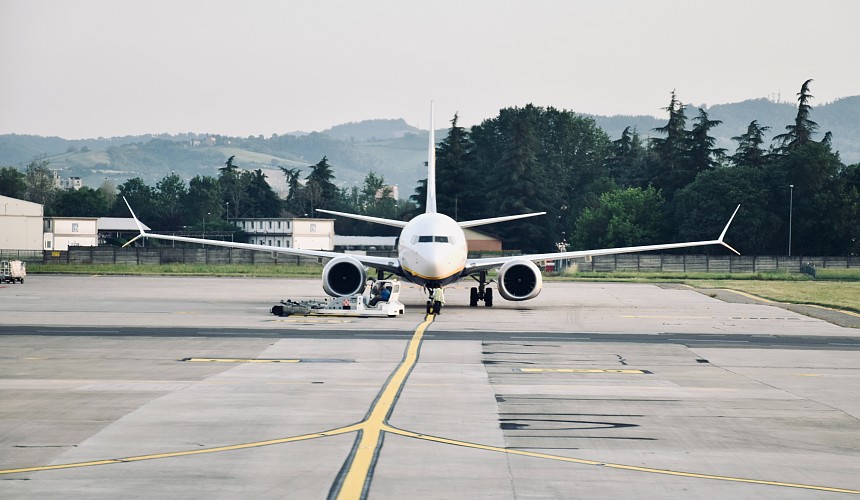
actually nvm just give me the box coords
[2,0,858,139]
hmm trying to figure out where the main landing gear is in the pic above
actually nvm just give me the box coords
[469,271,493,307]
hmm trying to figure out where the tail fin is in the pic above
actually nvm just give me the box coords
[425,103,437,214]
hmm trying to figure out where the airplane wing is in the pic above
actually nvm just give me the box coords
[122,198,403,275]
[463,205,741,275]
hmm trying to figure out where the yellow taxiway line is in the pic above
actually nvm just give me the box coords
[0,426,359,475]
[333,314,434,500]
[385,427,860,495]
[3,311,859,496]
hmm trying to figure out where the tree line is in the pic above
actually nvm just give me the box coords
[0,154,403,243]
[2,79,857,255]
[432,79,859,256]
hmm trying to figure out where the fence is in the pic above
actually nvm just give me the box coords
[564,254,860,273]
[1,247,323,266]
[2,247,859,272]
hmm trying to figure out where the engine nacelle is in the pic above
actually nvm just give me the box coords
[322,256,367,297]
[497,259,543,301]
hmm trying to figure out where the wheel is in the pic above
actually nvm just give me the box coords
[426,301,433,314]
[469,287,478,307]
[485,288,493,307]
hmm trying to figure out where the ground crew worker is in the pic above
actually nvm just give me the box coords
[431,286,445,314]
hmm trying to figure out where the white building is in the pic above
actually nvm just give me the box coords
[232,217,334,250]
[0,195,44,250]
[44,217,99,251]
[52,171,82,191]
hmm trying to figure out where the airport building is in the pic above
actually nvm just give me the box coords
[98,217,151,244]
[0,195,44,251]
[43,217,99,251]
[231,217,335,250]
[463,228,502,252]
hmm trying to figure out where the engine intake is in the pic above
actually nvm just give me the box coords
[322,256,367,297]
[497,259,542,301]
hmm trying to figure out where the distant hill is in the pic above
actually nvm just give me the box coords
[1,96,857,197]
[0,128,431,196]
[322,118,421,142]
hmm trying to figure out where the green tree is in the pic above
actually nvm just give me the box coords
[686,108,725,174]
[606,127,648,188]
[360,171,396,218]
[647,91,689,192]
[767,81,845,255]
[302,156,339,215]
[185,175,223,223]
[673,167,779,254]
[407,178,427,216]
[773,79,820,152]
[244,169,282,218]
[838,163,860,255]
[97,179,117,210]
[487,106,550,252]
[24,157,57,211]
[731,120,772,168]
[53,187,109,217]
[156,172,188,229]
[114,177,156,221]
[774,141,845,255]
[435,113,476,220]
[218,156,250,219]
[571,186,665,249]
[279,166,303,214]
[0,167,27,198]
[469,105,609,251]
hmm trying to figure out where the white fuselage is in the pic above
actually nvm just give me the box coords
[398,212,468,287]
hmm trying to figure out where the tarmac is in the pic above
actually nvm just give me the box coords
[1,275,859,499]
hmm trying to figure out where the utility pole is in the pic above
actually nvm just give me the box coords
[788,184,794,256]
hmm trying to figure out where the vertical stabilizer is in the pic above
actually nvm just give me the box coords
[425,103,437,214]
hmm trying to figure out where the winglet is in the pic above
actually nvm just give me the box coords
[122,196,148,248]
[718,204,741,255]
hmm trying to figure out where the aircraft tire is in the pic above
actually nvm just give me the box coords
[485,288,493,307]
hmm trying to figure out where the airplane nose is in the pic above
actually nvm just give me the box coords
[416,245,459,278]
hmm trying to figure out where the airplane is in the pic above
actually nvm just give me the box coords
[124,107,740,308]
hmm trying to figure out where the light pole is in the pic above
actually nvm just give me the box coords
[788,184,794,256]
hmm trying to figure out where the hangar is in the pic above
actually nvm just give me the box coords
[0,195,43,251]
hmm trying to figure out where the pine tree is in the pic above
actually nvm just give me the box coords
[648,91,690,194]
[686,108,725,174]
[435,113,475,220]
[773,79,820,152]
[731,120,771,168]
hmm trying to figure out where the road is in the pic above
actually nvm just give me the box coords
[1,276,859,499]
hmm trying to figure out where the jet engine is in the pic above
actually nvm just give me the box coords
[497,259,543,301]
[322,256,367,297]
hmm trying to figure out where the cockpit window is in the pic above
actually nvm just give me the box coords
[434,236,449,243]
[418,236,433,243]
